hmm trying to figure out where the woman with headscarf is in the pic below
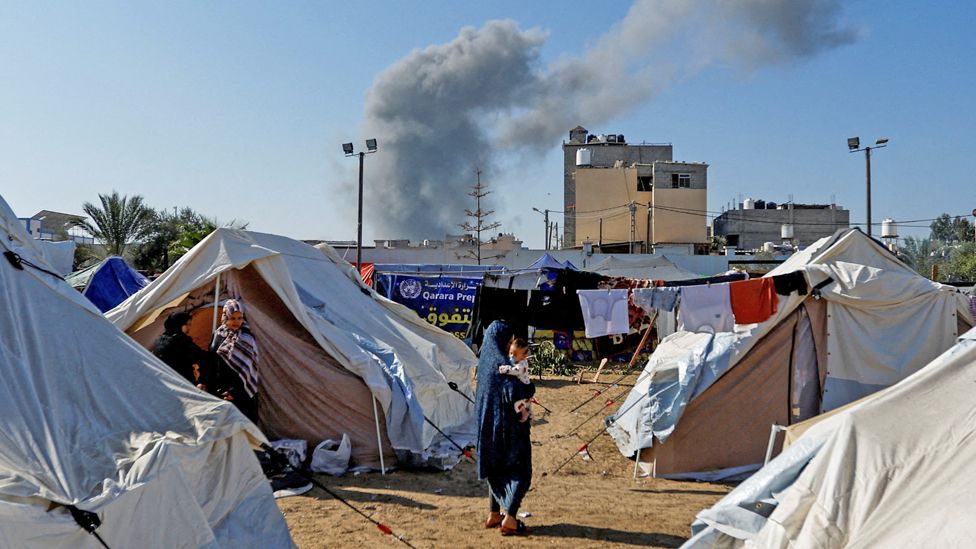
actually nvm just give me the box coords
[152,311,213,390]
[210,299,260,422]
[475,320,534,536]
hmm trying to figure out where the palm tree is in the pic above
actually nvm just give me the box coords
[81,191,153,257]
[897,236,935,279]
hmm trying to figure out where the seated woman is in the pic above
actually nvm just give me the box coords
[152,311,214,390]
[210,299,260,423]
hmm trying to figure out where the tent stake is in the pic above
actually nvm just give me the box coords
[211,273,221,332]
[633,421,643,479]
[372,396,386,475]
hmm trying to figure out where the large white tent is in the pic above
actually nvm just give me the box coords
[607,229,973,478]
[686,325,976,548]
[0,195,293,547]
[108,228,477,467]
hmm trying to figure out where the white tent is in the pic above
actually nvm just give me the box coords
[607,229,973,478]
[108,229,477,466]
[0,196,292,547]
[588,254,702,280]
[686,325,976,548]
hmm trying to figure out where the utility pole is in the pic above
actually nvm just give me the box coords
[533,207,550,250]
[460,169,501,265]
[628,201,637,254]
[848,136,888,237]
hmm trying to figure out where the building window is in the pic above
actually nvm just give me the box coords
[637,175,652,192]
[671,173,691,188]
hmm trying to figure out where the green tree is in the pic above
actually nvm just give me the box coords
[942,242,976,282]
[930,213,954,244]
[81,191,153,258]
[897,236,934,278]
[133,207,247,273]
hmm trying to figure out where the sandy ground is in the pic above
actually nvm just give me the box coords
[277,373,732,548]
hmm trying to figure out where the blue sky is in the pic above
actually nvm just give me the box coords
[2,1,973,248]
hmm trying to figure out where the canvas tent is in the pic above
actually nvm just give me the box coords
[0,195,292,547]
[108,229,478,469]
[686,326,976,548]
[66,256,149,312]
[607,229,973,478]
[588,254,701,280]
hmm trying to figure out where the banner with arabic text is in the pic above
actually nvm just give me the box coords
[375,273,481,339]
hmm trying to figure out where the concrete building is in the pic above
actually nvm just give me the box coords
[563,126,672,246]
[20,210,94,244]
[564,126,708,253]
[712,200,849,250]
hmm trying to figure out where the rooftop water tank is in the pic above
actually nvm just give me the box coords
[762,242,776,253]
[881,218,898,238]
[576,148,592,167]
[743,198,755,210]
[781,224,794,239]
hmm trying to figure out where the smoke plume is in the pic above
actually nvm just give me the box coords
[359,0,859,238]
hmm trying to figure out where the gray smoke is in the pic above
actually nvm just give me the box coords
[360,0,858,238]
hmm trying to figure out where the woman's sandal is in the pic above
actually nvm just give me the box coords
[500,519,530,536]
[484,514,503,529]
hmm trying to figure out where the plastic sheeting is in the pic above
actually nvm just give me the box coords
[686,327,976,548]
[67,257,149,312]
[0,194,293,547]
[608,229,973,476]
[108,229,478,458]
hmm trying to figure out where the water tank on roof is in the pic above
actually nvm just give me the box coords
[763,242,776,253]
[596,134,607,143]
[881,218,898,238]
[607,134,618,143]
[576,148,592,166]
[766,202,777,209]
[755,200,766,209]
[587,134,596,143]
[781,224,794,239]
[743,198,755,210]
[618,134,625,143]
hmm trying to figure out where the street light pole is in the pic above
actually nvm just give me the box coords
[532,207,551,250]
[848,136,888,237]
[357,151,365,269]
[344,139,378,276]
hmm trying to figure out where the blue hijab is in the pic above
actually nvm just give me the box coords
[475,320,534,511]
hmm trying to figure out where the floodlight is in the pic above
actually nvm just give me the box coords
[847,137,860,150]
[365,138,378,151]
[342,143,354,155]
[875,137,889,145]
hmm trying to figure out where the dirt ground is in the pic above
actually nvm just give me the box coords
[277,373,732,548]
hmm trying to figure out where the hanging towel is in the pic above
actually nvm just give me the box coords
[632,287,681,314]
[678,284,734,333]
[577,289,630,338]
[729,278,780,324]
[773,270,808,296]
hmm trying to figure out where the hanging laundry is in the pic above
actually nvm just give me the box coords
[577,289,630,338]
[465,286,529,344]
[729,278,780,324]
[632,287,681,314]
[678,284,734,333]
[526,288,584,331]
[598,277,655,329]
[772,270,809,296]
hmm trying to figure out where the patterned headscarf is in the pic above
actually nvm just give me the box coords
[214,299,259,397]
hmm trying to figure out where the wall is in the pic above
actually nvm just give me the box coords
[563,140,671,244]
[713,207,850,249]
[574,167,651,247]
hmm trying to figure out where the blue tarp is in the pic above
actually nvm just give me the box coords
[527,253,567,271]
[80,257,149,313]
[375,273,482,338]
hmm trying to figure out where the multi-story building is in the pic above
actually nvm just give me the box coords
[563,126,708,253]
[712,200,849,250]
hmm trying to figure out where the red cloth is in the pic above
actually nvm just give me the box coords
[729,278,779,324]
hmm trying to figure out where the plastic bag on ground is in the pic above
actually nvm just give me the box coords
[310,434,351,475]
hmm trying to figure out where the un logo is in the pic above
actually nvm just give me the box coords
[399,279,423,299]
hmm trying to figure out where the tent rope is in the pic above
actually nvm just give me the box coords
[66,505,111,549]
[3,250,65,280]
[260,445,418,549]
